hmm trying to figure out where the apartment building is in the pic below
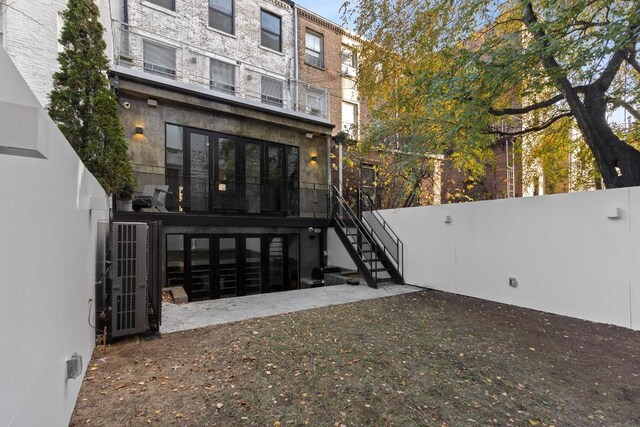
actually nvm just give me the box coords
[108,0,335,300]
[293,6,380,206]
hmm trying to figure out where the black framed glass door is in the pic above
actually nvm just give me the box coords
[171,234,300,301]
[263,144,285,214]
[214,135,244,211]
[174,125,299,215]
[185,129,212,213]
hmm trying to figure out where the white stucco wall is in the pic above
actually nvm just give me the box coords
[378,188,640,330]
[327,228,357,270]
[2,0,113,108]
[0,48,108,426]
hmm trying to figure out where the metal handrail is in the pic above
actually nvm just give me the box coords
[332,186,381,282]
[358,189,404,278]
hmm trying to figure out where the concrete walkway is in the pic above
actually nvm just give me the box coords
[161,284,420,334]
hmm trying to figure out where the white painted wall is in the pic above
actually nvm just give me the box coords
[0,48,108,426]
[378,188,640,330]
[327,228,357,270]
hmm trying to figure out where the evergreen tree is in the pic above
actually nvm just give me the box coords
[48,0,134,194]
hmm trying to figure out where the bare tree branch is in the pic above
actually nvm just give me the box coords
[485,112,573,136]
[488,85,587,116]
[489,94,566,116]
[608,98,640,121]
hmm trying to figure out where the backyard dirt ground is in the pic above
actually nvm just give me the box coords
[70,290,640,426]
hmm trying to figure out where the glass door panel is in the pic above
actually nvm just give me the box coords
[189,237,211,300]
[166,235,185,288]
[215,137,241,211]
[286,146,299,216]
[268,236,284,292]
[287,234,299,290]
[245,142,261,213]
[218,237,237,297]
[187,131,211,212]
[245,237,262,295]
[263,145,284,213]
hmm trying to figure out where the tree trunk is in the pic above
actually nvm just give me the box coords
[570,86,640,188]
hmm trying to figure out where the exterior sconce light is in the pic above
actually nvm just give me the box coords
[135,126,144,135]
[310,155,318,163]
[444,215,452,223]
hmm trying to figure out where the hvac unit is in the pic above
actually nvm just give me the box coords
[341,64,357,78]
[110,222,149,338]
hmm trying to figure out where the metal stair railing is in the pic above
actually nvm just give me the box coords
[332,187,383,283]
[358,190,404,280]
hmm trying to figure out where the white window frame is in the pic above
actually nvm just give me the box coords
[342,101,359,138]
[305,31,324,68]
[209,58,236,95]
[306,89,327,117]
[261,75,284,107]
[143,39,177,79]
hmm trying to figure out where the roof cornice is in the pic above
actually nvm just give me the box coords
[296,7,363,43]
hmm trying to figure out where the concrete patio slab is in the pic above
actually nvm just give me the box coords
[160,283,420,334]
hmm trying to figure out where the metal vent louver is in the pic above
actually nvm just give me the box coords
[111,222,149,337]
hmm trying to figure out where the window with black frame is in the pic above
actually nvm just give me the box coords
[209,0,233,34]
[165,124,184,211]
[361,163,376,199]
[165,125,299,215]
[260,10,281,52]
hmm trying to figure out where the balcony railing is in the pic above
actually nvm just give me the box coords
[123,165,330,218]
[111,21,330,120]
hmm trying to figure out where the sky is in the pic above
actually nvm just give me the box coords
[293,0,352,29]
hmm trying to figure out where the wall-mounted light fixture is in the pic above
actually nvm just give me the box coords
[135,126,144,135]
[310,155,318,163]
[305,132,314,139]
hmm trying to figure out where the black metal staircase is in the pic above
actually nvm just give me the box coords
[332,187,404,288]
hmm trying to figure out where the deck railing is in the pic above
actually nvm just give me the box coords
[123,165,330,218]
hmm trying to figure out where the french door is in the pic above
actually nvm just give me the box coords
[179,126,298,215]
[176,234,300,301]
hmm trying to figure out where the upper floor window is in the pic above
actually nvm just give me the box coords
[143,40,177,78]
[261,76,284,107]
[342,101,358,138]
[147,0,175,11]
[260,10,281,52]
[305,31,323,68]
[210,58,236,95]
[361,163,376,198]
[306,89,327,118]
[209,0,233,34]
[341,46,357,77]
